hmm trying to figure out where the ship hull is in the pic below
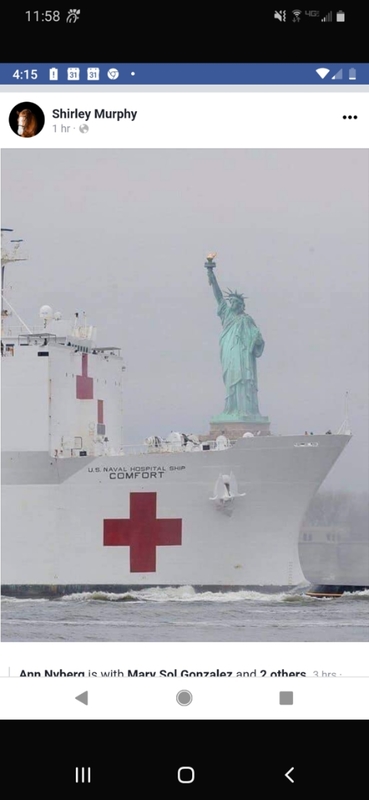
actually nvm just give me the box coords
[1,435,351,595]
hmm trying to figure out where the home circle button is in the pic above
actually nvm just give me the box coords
[176,690,193,706]
[178,766,195,784]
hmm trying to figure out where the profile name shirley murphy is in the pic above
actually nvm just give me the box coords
[52,108,137,121]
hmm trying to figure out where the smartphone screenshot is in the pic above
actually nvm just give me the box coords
[0,9,368,790]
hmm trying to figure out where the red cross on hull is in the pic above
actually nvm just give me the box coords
[103,492,182,572]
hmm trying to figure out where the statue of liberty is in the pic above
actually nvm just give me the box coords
[205,254,268,424]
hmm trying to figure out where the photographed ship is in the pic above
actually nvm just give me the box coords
[1,238,358,597]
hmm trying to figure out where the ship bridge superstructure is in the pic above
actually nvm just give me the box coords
[1,309,125,458]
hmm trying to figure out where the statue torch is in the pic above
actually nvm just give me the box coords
[204,252,217,284]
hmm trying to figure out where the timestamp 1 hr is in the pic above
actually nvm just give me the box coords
[53,125,73,133]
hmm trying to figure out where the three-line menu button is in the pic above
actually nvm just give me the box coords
[75,767,91,783]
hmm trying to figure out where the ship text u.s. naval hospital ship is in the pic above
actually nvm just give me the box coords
[1,245,355,598]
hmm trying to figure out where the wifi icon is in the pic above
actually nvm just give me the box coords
[316,68,330,79]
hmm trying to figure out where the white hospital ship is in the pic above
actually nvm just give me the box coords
[1,234,358,597]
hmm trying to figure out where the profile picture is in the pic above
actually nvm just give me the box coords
[8,102,45,138]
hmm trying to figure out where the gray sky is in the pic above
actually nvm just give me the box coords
[2,149,368,491]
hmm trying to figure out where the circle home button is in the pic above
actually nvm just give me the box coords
[178,766,195,784]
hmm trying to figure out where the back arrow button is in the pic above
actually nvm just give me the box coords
[285,767,294,783]
[75,691,88,706]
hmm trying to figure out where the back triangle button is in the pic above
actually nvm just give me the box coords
[75,691,88,706]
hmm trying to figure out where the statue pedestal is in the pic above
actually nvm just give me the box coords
[208,418,270,440]
[201,415,270,440]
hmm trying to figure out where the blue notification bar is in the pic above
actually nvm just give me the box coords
[1,63,366,85]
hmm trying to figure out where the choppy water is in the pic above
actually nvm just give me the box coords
[2,586,368,641]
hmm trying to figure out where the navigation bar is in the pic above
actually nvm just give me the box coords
[0,677,368,718]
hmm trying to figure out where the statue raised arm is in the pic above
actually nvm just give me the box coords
[205,253,223,304]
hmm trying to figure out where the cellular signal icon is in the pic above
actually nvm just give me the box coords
[321,11,333,22]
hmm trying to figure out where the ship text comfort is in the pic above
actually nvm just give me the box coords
[52,108,137,121]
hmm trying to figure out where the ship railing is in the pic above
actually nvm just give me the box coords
[1,333,58,356]
[18,332,58,345]
[117,440,236,456]
[2,325,46,337]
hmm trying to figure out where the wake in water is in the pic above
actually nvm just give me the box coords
[2,588,368,643]
[2,587,369,604]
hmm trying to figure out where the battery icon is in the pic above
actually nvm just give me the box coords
[336,11,345,21]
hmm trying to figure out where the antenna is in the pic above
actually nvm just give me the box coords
[1,228,29,334]
[316,68,330,79]
[337,391,352,435]
[39,305,53,328]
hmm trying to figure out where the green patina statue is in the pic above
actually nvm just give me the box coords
[205,254,266,422]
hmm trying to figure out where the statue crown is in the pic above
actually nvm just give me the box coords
[224,288,247,306]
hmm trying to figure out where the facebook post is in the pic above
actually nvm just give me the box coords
[0,69,368,720]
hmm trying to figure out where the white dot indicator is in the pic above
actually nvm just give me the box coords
[131,72,135,76]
